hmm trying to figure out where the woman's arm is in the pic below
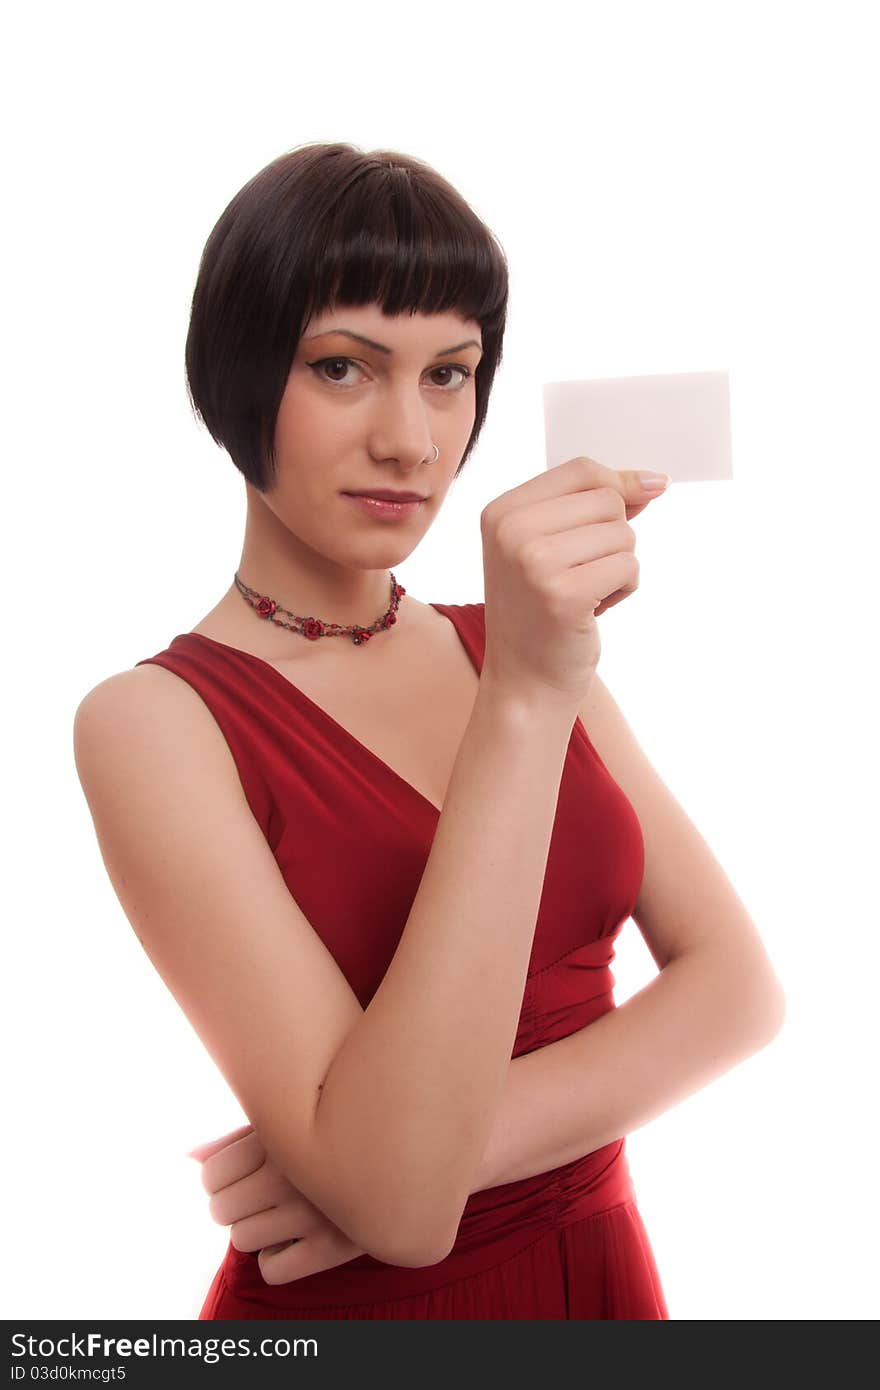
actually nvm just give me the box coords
[470,658,789,1193]
[472,941,784,1192]
[78,664,578,1269]
[192,943,782,1281]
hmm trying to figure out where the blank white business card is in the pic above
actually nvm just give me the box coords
[543,369,732,482]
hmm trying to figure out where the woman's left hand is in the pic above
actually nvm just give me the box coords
[188,1123,368,1286]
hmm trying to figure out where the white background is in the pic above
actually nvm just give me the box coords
[5,0,877,1321]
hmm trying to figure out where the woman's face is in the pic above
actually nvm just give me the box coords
[262,302,484,568]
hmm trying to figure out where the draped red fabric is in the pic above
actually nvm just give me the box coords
[135,602,668,1320]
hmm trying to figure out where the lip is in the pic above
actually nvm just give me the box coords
[343,490,427,502]
[343,493,424,521]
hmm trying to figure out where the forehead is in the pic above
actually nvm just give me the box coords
[303,304,482,344]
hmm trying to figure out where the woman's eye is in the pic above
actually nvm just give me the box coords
[430,364,471,389]
[310,357,361,386]
[307,357,471,390]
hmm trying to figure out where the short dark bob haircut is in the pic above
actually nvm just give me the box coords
[185,141,510,491]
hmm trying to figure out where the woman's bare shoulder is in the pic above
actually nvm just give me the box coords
[76,657,193,705]
[71,658,221,772]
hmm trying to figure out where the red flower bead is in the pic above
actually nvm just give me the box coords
[303,618,324,640]
[256,597,276,618]
[354,629,371,643]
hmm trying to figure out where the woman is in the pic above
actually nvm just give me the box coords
[73,141,785,1319]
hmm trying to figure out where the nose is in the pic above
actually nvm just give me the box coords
[368,384,436,469]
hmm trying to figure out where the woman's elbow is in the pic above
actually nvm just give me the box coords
[372,1220,457,1269]
[746,974,787,1045]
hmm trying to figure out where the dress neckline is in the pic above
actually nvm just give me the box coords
[168,602,483,819]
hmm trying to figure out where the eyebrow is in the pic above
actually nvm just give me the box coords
[304,329,483,357]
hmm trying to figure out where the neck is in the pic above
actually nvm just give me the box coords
[234,483,400,631]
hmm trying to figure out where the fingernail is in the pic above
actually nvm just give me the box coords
[638,472,671,492]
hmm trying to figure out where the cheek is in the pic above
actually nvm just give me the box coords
[277,376,308,429]
[281,370,355,432]
[273,385,325,462]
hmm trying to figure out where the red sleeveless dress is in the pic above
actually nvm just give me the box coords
[135,601,669,1320]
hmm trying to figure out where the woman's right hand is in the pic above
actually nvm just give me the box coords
[189,1125,368,1285]
[479,455,668,706]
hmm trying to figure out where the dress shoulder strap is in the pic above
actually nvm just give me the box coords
[134,637,278,847]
